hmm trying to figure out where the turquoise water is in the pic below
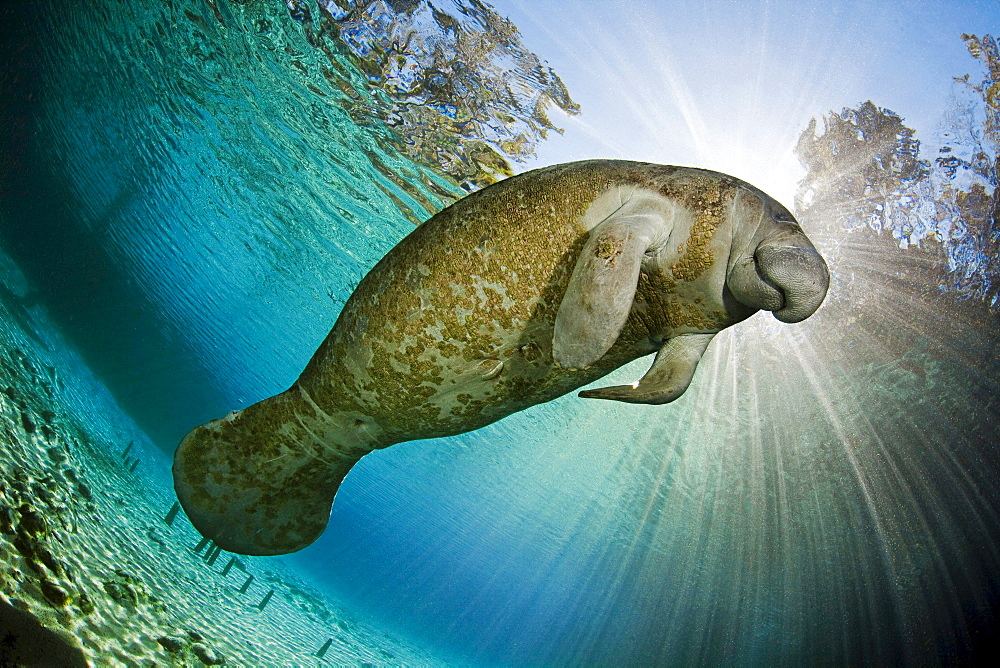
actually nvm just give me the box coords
[2,0,1000,665]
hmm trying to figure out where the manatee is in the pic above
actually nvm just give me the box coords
[173,160,829,555]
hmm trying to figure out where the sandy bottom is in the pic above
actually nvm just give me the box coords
[0,262,439,665]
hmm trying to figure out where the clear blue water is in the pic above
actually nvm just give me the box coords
[2,0,1000,665]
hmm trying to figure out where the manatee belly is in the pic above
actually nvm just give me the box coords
[297,160,717,442]
[307,302,618,443]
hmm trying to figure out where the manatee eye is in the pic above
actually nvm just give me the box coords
[773,213,801,229]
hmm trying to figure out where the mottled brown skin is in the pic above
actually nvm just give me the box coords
[303,161,750,434]
[173,160,781,555]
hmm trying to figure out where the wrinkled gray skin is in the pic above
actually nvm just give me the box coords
[173,161,829,556]
[727,203,830,324]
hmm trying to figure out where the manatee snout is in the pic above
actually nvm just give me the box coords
[729,225,829,323]
[755,241,829,322]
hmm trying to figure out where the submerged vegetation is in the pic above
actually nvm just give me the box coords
[0,284,434,663]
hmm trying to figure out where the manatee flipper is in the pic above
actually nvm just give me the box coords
[553,211,671,369]
[172,387,368,556]
[580,333,715,404]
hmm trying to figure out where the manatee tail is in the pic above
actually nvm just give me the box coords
[172,387,368,556]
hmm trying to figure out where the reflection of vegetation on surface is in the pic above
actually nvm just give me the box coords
[285,0,580,191]
[795,34,999,308]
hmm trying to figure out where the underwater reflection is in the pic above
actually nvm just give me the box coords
[1,0,998,665]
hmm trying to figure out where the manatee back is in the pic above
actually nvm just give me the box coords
[298,161,735,439]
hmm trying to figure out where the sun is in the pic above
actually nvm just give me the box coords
[702,144,807,213]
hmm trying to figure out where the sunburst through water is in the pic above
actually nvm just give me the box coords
[1,0,999,665]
